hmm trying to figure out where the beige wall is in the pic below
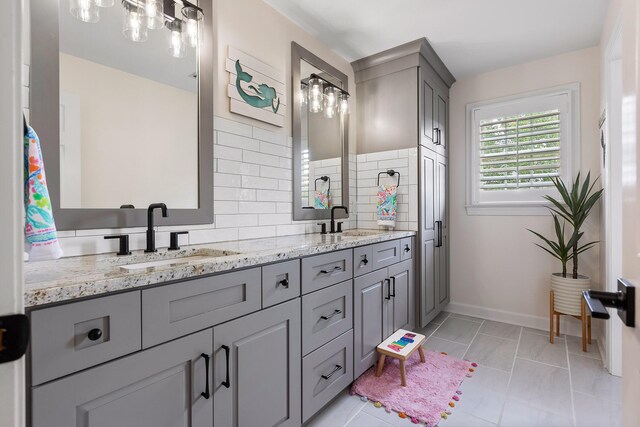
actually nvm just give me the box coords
[449,47,602,330]
[214,0,356,153]
[60,53,198,209]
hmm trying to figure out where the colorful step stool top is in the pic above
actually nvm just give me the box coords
[377,329,426,359]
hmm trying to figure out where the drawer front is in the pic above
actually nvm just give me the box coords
[30,292,142,386]
[371,239,401,271]
[142,268,261,347]
[301,249,352,294]
[353,245,373,277]
[400,237,413,261]
[302,280,353,355]
[302,330,354,423]
[262,259,301,308]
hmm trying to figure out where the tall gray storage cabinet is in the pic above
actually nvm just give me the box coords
[352,38,455,329]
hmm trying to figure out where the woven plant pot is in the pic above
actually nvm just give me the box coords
[550,273,591,316]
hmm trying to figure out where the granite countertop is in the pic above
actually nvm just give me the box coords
[24,230,415,308]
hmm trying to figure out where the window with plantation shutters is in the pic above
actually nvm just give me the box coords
[466,84,580,215]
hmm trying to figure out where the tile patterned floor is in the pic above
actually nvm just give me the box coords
[308,312,621,427]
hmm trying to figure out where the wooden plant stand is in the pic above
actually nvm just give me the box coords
[549,290,591,351]
[376,329,427,386]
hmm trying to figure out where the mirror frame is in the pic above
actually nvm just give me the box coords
[30,0,214,230]
[291,42,349,221]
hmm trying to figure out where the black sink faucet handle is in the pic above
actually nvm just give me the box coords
[104,235,131,256]
[317,222,327,235]
[169,231,189,251]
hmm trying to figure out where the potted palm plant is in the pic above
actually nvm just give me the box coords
[529,172,603,316]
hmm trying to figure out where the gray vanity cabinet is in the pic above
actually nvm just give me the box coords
[31,329,213,427]
[353,255,414,378]
[213,298,301,427]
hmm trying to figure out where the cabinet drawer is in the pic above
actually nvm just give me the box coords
[262,259,301,308]
[30,291,141,386]
[302,280,353,355]
[353,245,373,277]
[302,330,353,423]
[142,268,261,347]
[400,237,413,261]
[301,249,352,294]
[371,240,401,270]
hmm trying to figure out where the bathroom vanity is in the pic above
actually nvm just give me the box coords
[25,231,414,427]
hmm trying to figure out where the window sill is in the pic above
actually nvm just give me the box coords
[465,204,552,216]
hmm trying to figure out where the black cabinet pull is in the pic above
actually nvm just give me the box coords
[200,353,210,399]
[361,256,369,265]
[279,279,289,288]
[320,266,341,274]
[320,309,342,320]
[434,128,440,145]
[221,345,231,389]
[87,328,103,341]
[435,221,443,247]
[390,276,396,298]
[385,278,391,300]
[321,364,342,380]
[404,245,410,253]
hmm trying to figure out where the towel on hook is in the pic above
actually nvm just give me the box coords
[377,182,398,227]
[314,183,330,209]
[24,125,63,261]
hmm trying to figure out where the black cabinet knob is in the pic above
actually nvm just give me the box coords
[279,279,289,288]
[404,245,410,253]
[361,256,369,265]
[87,328,103,341]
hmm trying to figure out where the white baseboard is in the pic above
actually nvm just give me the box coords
[446,301,599,338]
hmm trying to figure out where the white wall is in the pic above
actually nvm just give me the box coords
[448,47,602,333]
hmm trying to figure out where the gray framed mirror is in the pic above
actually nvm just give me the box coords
[30,0,213,230]
[292,42,349,221]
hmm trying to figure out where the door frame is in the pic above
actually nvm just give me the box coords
[603,16,623,377]
[0,0,26,425]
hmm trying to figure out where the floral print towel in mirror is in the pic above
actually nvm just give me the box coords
[24,125,63,261]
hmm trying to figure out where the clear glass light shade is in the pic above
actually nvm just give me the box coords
[93,0,115,7]
[181,6,204,48]
[299,84,307,105]
[123,2,147,42]
[144,0,164,30]
[339,93,349,115]
[323,86,338,118]
[167,20,186,58]
[308,78,324,114]
[70,0,100,23]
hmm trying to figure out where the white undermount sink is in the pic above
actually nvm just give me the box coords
[120,251,236,272]
[339,230,381,237]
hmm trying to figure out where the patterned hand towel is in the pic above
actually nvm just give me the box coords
[377,182,398,227]
[24,125,63,261]
[314,183,330,209]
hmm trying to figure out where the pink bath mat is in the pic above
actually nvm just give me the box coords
[351,350,475,426]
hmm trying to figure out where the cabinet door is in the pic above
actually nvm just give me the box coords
[353,268,387,378]
[388,259,414,333]
[32,330,213,427]
[421,77,435,147]
[213,299,301,427]
[436,154,449,306]
[434,91,448,156]
[419,147,438,328]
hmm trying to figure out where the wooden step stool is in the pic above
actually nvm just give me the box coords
[375,329,427,386]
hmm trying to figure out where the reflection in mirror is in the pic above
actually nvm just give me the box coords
[299,61,344,210]
[58,1,199,209]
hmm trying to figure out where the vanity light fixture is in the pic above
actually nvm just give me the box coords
[70,0,101,23]
[122,1,148,42]
[70,0,204,58]
[307,74,350,117]
[299,82,308,106]
[323,86,338,118]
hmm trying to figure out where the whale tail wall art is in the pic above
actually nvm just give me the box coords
[226,46,286,127]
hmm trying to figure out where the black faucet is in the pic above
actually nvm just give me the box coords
[330,206,348,234]
[145,203,168,253]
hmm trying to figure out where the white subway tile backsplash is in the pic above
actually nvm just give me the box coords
[215,214,258,228]
[214,201,239,214]
[217,159,260,176]
[217,131,260,152]
[253,126,287,146]
[261,165,291,180]
[242,150,281,167]
[260,141,291,158]
[189,228,239,245]
[214,116,253,137]
[276,202,292,213]
[241,175,279,190]
[214,187,256,201]
[214,173,242,188]
[238,226,276,240]
[215,145,243,161]
[276,223,306,236]
[238,201,276,214]
[257,190,291,202]
[259,213,292,226]
[279,157,292,169]
[278,180,291,191]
